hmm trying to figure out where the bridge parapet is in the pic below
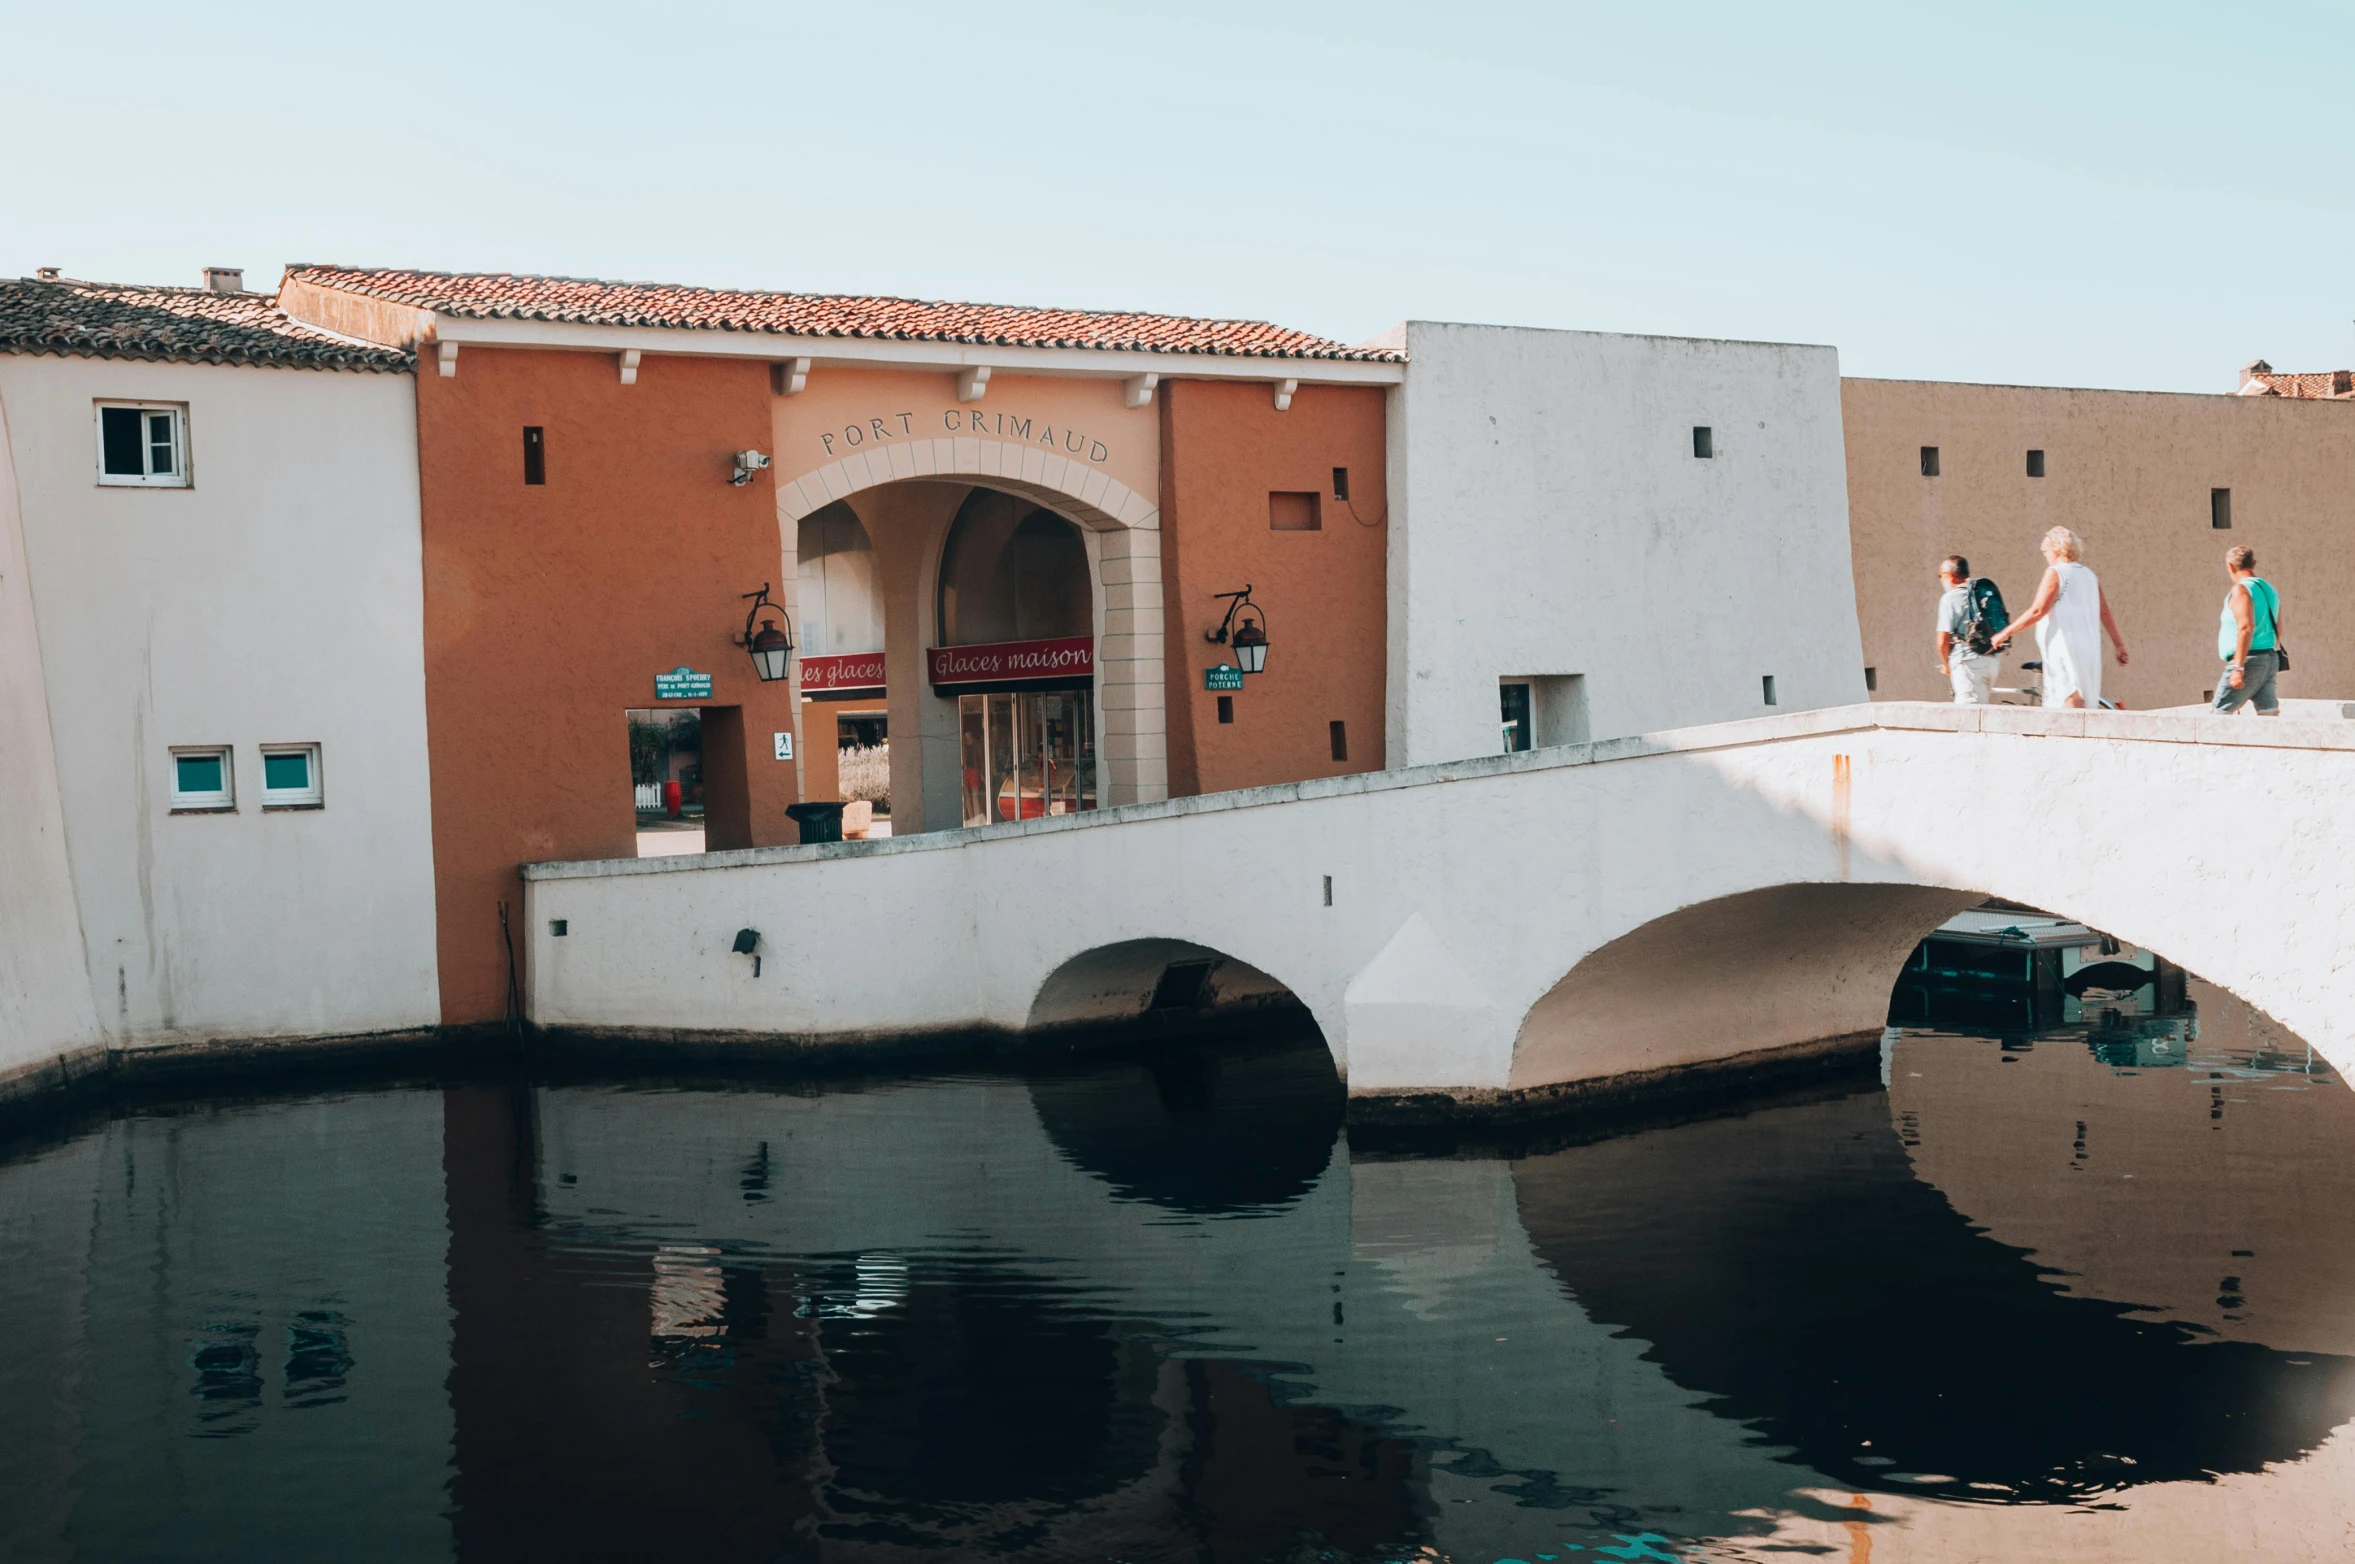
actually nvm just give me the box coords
[524,703,2355,1114]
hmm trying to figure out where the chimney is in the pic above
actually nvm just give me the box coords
[35,266,60,281]
[203,266,245,293]
[2237,358,2273,392]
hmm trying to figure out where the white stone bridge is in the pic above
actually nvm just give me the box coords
[523,705,2355,1113]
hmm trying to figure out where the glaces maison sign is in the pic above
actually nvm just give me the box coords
[926,637,1094,692]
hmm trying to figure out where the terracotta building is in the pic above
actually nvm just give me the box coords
[273,267,1402,1026]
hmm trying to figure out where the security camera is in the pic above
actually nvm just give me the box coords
[730,449,773,487]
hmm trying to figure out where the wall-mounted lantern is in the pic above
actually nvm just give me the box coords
[1207,586,1271,675]
[734,584,795,682]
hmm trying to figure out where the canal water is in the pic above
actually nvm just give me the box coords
[1,977,2350,1562]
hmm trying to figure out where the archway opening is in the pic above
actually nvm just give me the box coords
[936,487,1099,827]
[797,500,889,829]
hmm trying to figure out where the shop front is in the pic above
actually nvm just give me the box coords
[931,488,1098,827]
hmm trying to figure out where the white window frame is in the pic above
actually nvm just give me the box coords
[258,743,324,809]
[168,745,235,811]
[94,401,190,488]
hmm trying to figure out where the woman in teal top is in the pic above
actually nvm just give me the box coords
[2214,544,2283,715]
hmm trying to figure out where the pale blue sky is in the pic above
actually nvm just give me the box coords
[6,1,2348,391]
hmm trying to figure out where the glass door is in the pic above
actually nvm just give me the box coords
[958,691,1096,826]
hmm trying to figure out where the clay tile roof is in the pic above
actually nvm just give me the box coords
[2238,366,2355,400]
[0,277,413,372]
[284,264,1402,362]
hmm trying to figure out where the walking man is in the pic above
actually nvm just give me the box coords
[2214,545,2284,716]
[1935,555,2005,704]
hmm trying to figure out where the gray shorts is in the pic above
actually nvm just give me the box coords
[2213,648,2280,714]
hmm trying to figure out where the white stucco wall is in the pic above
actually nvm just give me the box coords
[1382,321,1866,765]
[0,355,439,1054]
[0,387,105,1084]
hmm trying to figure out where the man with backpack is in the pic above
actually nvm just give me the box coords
[1935,555,2009,704]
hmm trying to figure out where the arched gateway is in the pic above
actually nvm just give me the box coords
[773,438,1165,816]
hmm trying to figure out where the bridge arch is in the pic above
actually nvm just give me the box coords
[1026,937,1314,1039]
[1509,882,1986,1091]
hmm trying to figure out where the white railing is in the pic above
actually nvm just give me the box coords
[635,783,663,810]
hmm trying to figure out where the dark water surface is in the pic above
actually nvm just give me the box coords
[3,978,2352,1563]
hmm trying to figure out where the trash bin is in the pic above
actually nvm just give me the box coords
[785,801,847,844]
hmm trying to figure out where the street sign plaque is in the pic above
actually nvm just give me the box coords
[654,666,713,700]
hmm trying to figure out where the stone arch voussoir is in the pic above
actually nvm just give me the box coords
[774,438,1158,534]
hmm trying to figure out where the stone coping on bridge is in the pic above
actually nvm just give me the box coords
[525,700,2355,883]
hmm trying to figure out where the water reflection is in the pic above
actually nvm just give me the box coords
[0,981,2349,1561]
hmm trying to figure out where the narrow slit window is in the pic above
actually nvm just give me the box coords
[2211,488,2232,529]
[1332,466,1350,502]
[2026,449,2046,478]
[1692,426,1713,459]
[1864,666,1877,692]
[1920,446,1940,477]
[1216,694,1234,725]
[1329,720,1348,762]
[1762,675,1778,706]
[524,427,546,485]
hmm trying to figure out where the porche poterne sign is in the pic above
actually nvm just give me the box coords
[926,636,1094,692]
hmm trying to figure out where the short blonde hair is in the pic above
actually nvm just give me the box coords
[2041,526,2082,561]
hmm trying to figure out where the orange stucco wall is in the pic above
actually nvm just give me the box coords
[1846,379,2355,711]
[417,348,796,1025]
[1158,380,1388,794]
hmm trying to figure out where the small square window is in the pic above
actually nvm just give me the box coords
[1920,446,1940,478]
[2026,449,2046,478]
[260,743,323,808]
[1268,491,1321,531]
[1692,426,1714,459]
[169,746,234,811]
[96,403,189,487]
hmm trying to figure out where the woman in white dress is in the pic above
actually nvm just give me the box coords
[1989,527,2128,707]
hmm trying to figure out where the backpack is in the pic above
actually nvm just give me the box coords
[1956,578,2009,656]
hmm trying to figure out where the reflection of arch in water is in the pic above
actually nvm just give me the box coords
[1026,1040,1344,1216]
[1510,1083,2355,1502]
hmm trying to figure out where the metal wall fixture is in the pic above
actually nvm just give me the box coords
[734,584,796,682]
[1205,586,1271,674]
[730,448,772,486]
